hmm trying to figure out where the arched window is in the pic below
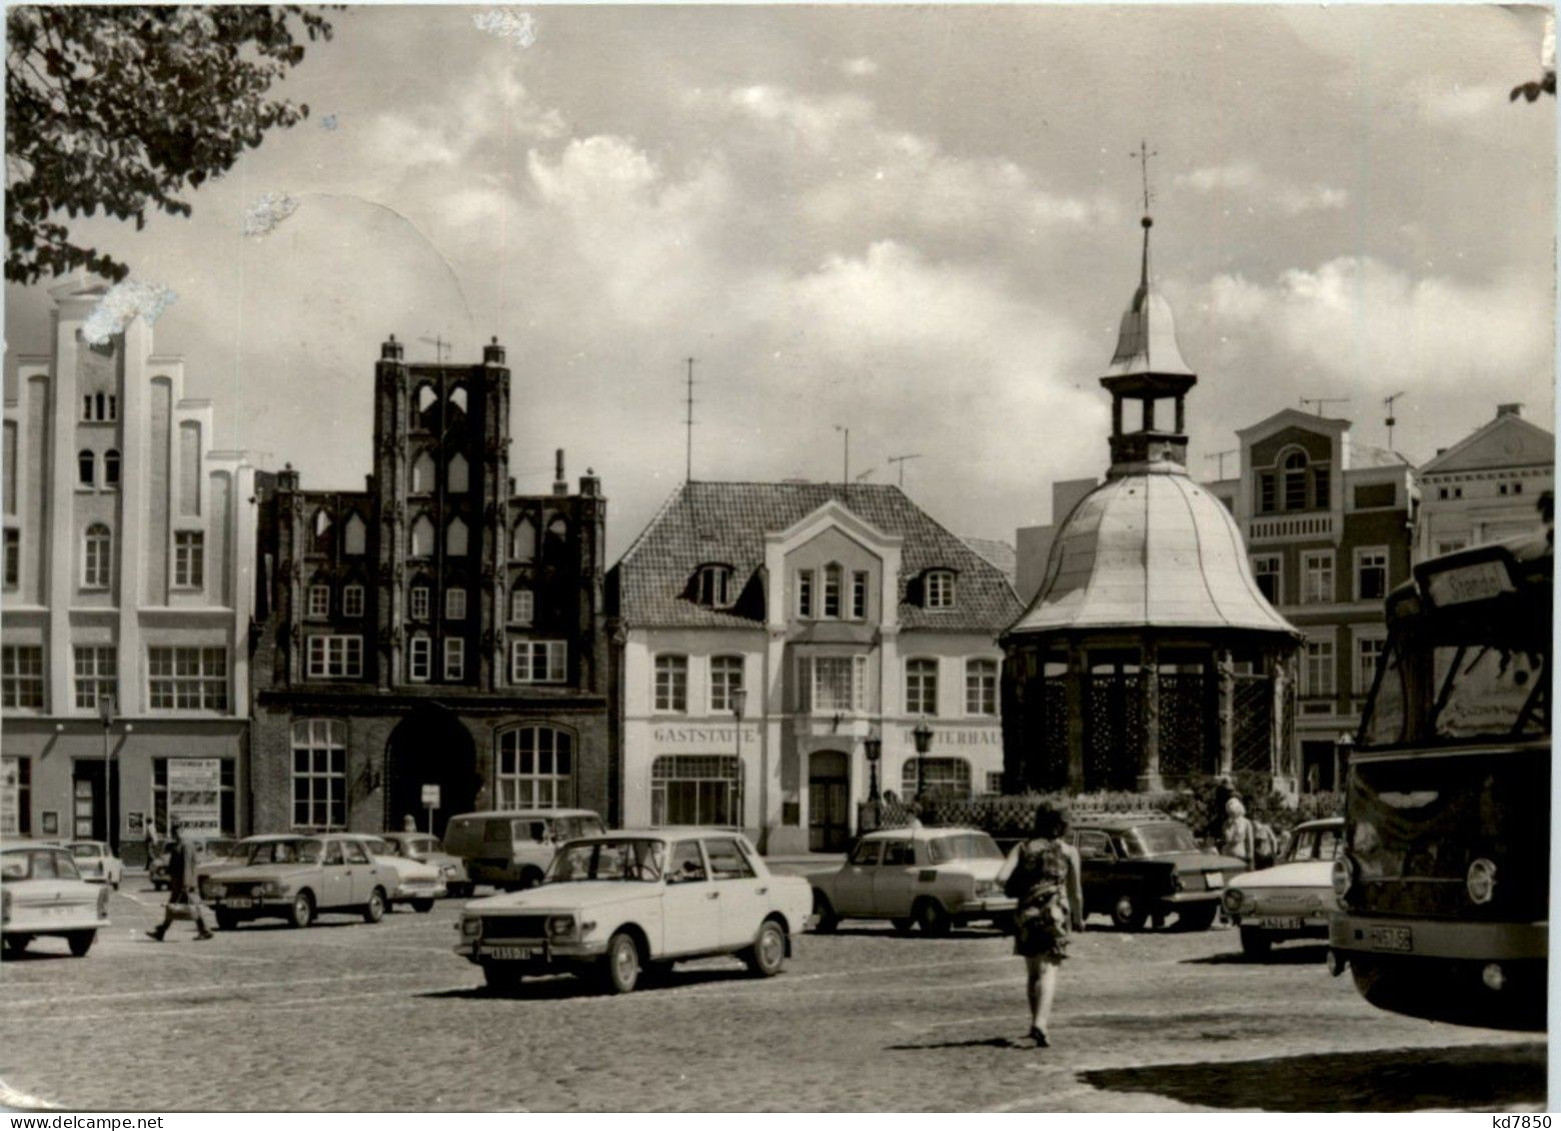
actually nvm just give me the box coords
[103,449,121,487]
[447,453,469,494]
[496,725,575,808]
[343,513,367,556]
[409,515,435,557]
[310,508,333,553]
[446,517,469,557]
[411,450,436,494]
[77,449,95,487]
[83,523,111,588]
[511,517,536,562]
[448,384,468,417]
[414,384,438,428]
[1282,451,1309,511]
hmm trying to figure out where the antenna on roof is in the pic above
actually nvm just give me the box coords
[684,358,696,484]
[887,453,922,487]
[1204,448,1238,478]
[1383,390,1407,451]
[1299,396,1349,416]
[419,335,452,363]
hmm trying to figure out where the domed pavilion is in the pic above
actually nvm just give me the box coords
[1002,214,1301,794]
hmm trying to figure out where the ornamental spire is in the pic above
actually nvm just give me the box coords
[1130,138,1158,289]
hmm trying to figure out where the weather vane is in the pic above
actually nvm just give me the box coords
[1130,138,1158,216]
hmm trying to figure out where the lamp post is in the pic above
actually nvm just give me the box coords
[732,686,748,822]
[912,719,934,806]
[1333,731,1355,793]
[864,732,882,803]
[97,693,116,851]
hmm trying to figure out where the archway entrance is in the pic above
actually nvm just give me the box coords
[384,705,479,839]
[808,751,850,853]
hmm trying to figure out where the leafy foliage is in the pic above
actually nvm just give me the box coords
[6,6,334,283]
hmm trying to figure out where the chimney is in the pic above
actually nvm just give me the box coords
[381,334,404,361]
[553,449,568,495]
[278,462,301,492]
[580,467,600,497]
[484,335,506,366]
[1498,403,1522,418]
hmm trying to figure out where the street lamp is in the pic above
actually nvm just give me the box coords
[864,732,882,803]
[732,684,748,785]
[912,719,934,805]
[97,693,116,851]
[1334,731,1356,793]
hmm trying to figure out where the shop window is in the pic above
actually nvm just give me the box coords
[651,755,742,827]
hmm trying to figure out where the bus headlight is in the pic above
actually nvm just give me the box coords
[1330,858,1354,900]
[1466,858,1497,905]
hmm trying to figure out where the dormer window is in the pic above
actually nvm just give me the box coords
[822,564,843,618]
[695,564,734,607]
[925,570,956,609]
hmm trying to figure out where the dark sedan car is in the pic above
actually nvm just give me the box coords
[1071,814,1248,931]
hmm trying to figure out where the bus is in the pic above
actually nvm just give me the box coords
[1327,533,1550,1031]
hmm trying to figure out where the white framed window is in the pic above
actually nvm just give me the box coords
[852,571,868,620]
[509,586,534,625]
[710,655,745,713]
[307,635,363,679]
[444,637,464,681]
[73,646,117,709]
[410,584,430,621]
[1355,633,1385,696]
[796,569,814,618]
[291,719,346,830]
[823,563,842,618]
[445,588,467,621]
[307,583,330,618]
[965,658,997,716]
[696,565,732,607]
[174,531,204,588]
[407,636,431,682]
[1282,450,1309,511]
[497,726,574,808]
[651,755,742,827]
[511,640,567,684]
[905,658,939,716]
[147,647,228,710]
[901,757,971,800]
[1355,547,1389,602]
[2,646,44,709]
[1251,553,1281,604]
[342,584,365,618]
[83,523,111,589]
[1301,637,1336,698]
[925,570,955,609]
[1301,551,1334,605]
[655,654,689,713]
[804,655,866,713]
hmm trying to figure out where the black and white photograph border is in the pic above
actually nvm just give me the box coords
[0,0,1554,1115]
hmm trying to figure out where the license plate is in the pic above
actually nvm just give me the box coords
[483,945,535,961]
[1205,873,1224,889]
[1367,925,1413,952]
[1260,917,1303,931]
[225,897,254,909]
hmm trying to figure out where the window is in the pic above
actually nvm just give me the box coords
[4,529,18,588]
[651,756,742,827]
[73,646,116,709]
[151,758,237,838]
[174,532,204,588]
[410,515,435,557]
[965,659,997,716]
[415,384,438,425]
[2,756,31,835]
[408,636,431,682]
[81,392,117,422]
[705,838,755,880]
[311,509,332,553]
[2,646,44,708]
[655,655,689,712]
[307,583,330,618]
[696,565,732,607]
[410,584,430,621]
[710,655,744,713]
[82,524,112,588]
[1355,547,1388,602]
[852,571,868,620]
[447,453,469,494]
[985,771,1005,795]
[447,518,468,556]
[445,588,467,621]
[1356,635,1385,696]
[496,726,574,808]
[823,564,842,618]
[78,449,95,487]
[511,640,567,684]
[291,720,346,830]
[1301,551,1333,605]
[1283,451,1309,510]
[444,638,464,681]
[1251,554,1281,604]
[342,584,365,618]
[511,518,536,562]
[307,635,363,678]
[148,647,228,710]
[796,569,814,618]
[509,586,534,625]
[344,513,367,556]
[805,655,866,713]
[906,658,939,716]
[925,570,955,609]
[1302,638,1336,698]
[103,449,120,487]
[1313,466,1330,509]
[900,757,972,800]
[1257,472,1276,514]
[449,385,468,416]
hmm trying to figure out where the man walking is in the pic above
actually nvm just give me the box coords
[146,819,214,941]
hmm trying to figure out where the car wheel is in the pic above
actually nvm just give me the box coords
[1111,894,1148,932]
[743,919,787,977]
[411,898,435,913]
[1240,927,1273,957]
[1176,904,1219,932]
[482,963,525,994]
[914,898,951,936]
[289,890,316,929]
[67,930,96,958]
[363,887,387,923]
[519,867,545,891]
[598,931,642,995]
[3,935,31,956]
[890,917,915,934]
[812,891,839,934]
[215,910,239,932]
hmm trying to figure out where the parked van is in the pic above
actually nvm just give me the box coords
[442,809,606,890]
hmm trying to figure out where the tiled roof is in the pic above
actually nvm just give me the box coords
[612,481,1023,632]
[960,536,1017,585]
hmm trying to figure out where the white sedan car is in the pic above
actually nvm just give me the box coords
[66,840,123,889]
[3,842,112,957]
[348,835,447,912]
[1221,817,1345,956]
[455,829,813,994]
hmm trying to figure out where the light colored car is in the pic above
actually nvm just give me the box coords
[2,842,112,957]
[444,809,606,891]
[153,836,253,890]
[65,840,123,889]
[378,832,471,897]
[200,834,393,930]
[455,829,813,994]
[347,835,446,912]
[1222,817,1345,956]
[807,825,1017,934]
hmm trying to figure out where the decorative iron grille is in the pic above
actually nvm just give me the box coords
[1232,674,1273,773]
[1157,671,1208,778]
[1086,674,1142,790]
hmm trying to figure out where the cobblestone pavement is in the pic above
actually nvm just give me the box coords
[0,879,1545,1112]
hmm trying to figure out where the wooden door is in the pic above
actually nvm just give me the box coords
[808,752,850,853]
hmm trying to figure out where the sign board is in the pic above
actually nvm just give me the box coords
[421,784,441,808]
[0,757,19,837]
[1426,559,1513,607]
[168,759,222,836]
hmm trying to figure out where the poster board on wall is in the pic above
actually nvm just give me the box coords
[167,759,222,836]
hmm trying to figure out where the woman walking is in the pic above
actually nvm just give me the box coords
[1000,801,1084,1047]
[1221,798,1256,869]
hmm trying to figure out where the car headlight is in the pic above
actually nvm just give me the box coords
[547,915,577,940]
[460,915,482,940]
[974,880,1001,898]
[1221,889,1246,915]
[262,881,284,898]
[1466,858,1497,905]
[1331,857,1354,900]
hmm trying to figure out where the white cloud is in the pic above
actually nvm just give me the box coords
[1176,161,1348,216]
[841,56,879,77]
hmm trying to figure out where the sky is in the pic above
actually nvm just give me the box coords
[6,4,1555,561]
